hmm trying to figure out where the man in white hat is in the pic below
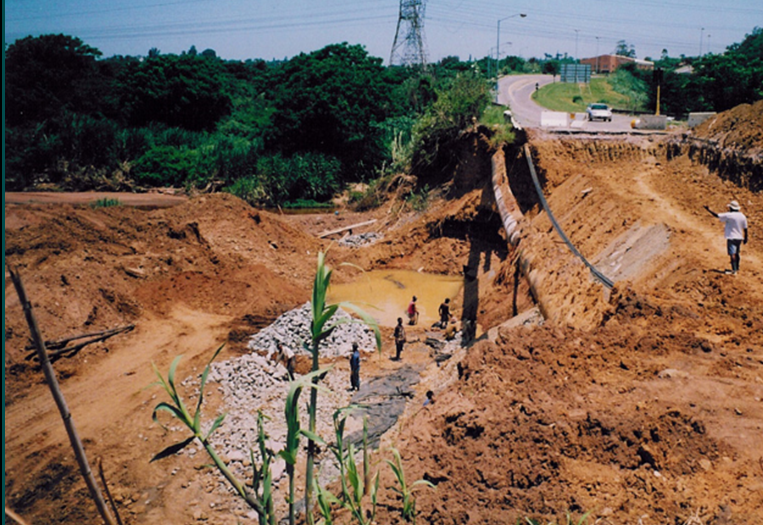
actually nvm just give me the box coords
[704,200,749,274]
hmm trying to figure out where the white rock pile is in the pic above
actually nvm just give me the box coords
[186,301,377,513]
[246,302,378,358]
[337,232,382,248]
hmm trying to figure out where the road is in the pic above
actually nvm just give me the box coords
[498,74,636,132]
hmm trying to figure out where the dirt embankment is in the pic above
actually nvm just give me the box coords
[5,107,763,525]
[4,157,527,524]
[383,129,763,525]
[668,99,763,192]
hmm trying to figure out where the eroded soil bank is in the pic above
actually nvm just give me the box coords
[5,103,763,524]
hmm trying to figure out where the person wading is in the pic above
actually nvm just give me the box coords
[437,298,451,329]
[705,200,749,274]
[407,296,419,325]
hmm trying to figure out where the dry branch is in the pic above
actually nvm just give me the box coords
[25,324,135,362]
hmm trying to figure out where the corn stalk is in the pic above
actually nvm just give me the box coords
[150,346,275,524]
[386,447,435,524]
[315,412,379,525]
[304,251,381,524]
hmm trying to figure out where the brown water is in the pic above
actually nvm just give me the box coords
[326,269,463,328]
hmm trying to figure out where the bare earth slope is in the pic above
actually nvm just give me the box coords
[4,102,763,525]
[380,115,763,524]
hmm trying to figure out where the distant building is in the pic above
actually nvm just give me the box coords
[580,54,654,74]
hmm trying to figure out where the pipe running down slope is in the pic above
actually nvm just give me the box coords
[522,144,615,289]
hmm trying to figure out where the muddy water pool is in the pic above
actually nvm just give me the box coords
[327,269,463,327]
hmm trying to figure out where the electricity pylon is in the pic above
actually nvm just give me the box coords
[390,0,428,68]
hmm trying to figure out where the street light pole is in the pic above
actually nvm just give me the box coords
[495,13,527,103]
[699,27,705,56]
[595,36,600,74]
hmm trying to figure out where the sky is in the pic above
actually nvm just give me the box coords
[4,0,762,64]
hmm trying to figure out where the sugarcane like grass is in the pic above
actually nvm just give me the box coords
[386,447,435,524]
[150,344,331,525]
[304,250,381,524]
[315,412,380,525]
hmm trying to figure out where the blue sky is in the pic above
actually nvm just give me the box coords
[4,0,762,63]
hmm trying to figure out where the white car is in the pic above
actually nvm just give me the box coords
[586,103,613,122]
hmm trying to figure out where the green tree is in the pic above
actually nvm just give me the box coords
[265,43,397,179]
[615,40,636,58]
[410,73,491,175]
[116,53,232,131]
[5,34,105,126]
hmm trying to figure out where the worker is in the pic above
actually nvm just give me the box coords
[705,201,749,274]
[349,343,361,391]
[407,296,419,325]
[437,298,451,329]
[394,317,406,360]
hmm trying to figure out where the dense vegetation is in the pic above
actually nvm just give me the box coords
[641,27,763,117]
[4,35,508,204]
[5,29,762,203]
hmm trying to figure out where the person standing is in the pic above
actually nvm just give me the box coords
[407,296,419,325]
[349,343,361,391]
[705,201,749,274]
[394,317,406,360]
[437,298,451,329]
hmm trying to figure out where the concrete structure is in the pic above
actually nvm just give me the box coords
[633,115,667,130]
[688,112,716,127]
[580,54,654,74]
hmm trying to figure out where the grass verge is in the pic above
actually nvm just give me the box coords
[532,78,637,113]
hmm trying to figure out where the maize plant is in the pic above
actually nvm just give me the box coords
[386,447,435,524]
[150,345,277,524]
[280,369,330,525]
[315,411,379,525]
[304,250,381,524]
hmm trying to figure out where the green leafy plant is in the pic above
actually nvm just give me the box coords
[386,447,434,524]
[90,198,122,208]
[279,369,330,525]
[405,184,430,212]
[303,251,382,524]
[150,346,278,524]
[315,412,380,525]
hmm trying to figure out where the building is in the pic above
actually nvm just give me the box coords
[580,54,654,74]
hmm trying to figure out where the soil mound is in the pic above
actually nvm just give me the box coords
[693,99,763,151]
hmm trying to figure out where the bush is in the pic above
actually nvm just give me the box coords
[256,152,342,206]
[410,74,491,173]
[224,176,263,205]
[132,145,203,187]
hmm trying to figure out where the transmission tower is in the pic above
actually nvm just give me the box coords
[390,0,428,68]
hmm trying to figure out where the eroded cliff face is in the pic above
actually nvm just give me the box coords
[389,126,763,525]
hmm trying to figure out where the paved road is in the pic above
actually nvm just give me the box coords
[498,74,635,132]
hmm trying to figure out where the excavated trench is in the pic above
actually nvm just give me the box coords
[5,110,763,525]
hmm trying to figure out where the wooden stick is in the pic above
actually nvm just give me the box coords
[5,507,31,525]
[9,266,118,525]
[26,325,135,361]
[98,458,124,525]
[318,219,377,238]
[26,325,135,352]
